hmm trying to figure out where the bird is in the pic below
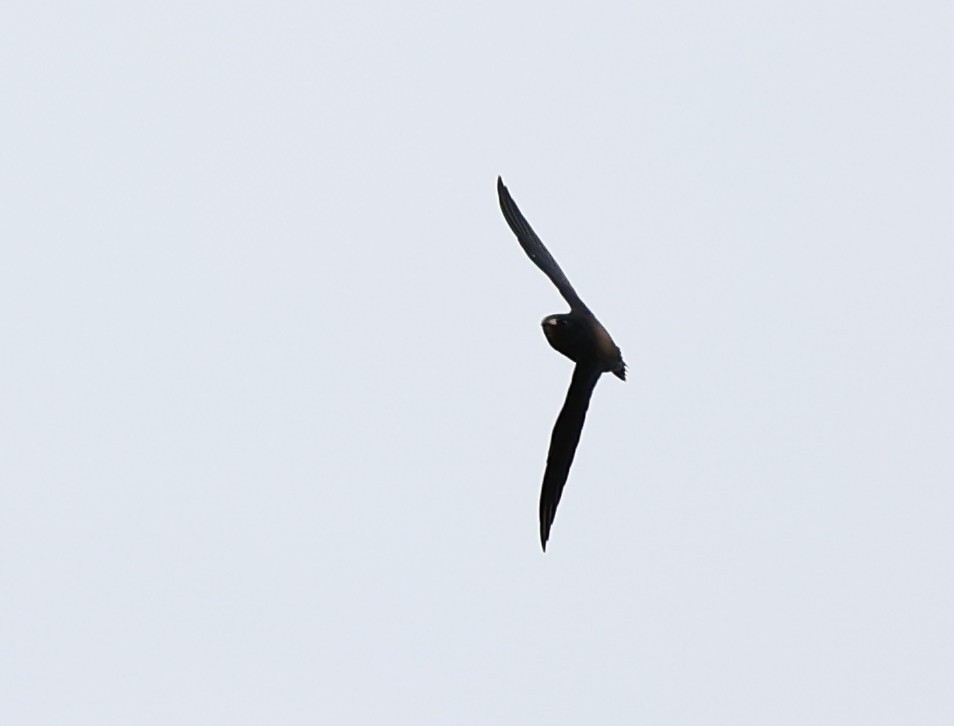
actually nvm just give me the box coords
[497,176,625,551]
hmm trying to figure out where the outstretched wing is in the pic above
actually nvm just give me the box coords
[497,176,588,313]
[539,364,602,550]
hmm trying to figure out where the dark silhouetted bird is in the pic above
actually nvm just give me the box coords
[497,176,625,551]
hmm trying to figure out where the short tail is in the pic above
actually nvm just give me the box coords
[613,354,626,381]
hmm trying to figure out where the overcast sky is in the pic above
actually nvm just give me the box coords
[3,2,953,724]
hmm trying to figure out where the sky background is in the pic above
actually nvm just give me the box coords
[3,1,953,723]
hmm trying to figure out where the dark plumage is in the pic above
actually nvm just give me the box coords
[497,176,625,551]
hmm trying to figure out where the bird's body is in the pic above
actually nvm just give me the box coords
[542,312,625,380]
[496,176,625,551]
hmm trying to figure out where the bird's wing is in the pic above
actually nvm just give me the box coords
[539,363,602,550]
[497,176,588,313]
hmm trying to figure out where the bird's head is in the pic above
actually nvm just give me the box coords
[541,314,588,362]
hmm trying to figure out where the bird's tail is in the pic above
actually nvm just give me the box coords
[613,354,626,381]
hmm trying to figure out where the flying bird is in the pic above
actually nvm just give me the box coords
[497,176,625,551]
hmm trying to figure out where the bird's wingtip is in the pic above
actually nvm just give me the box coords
[540,511,551,552]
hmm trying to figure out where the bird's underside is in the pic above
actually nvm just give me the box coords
[496,176,625,551]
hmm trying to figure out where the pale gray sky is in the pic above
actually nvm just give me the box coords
[3,2,953,723]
